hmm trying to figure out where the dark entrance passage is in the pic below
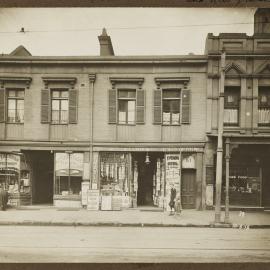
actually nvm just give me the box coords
[181,169,196,209]
[25,151,54,204]
[133,152,164,206]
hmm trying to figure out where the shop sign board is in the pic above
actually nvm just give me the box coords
[101,195,112,210]
[165,154,180,189]
[87,190,100,210]
[55,153,69,171]
[182,154,195,169]
[206,184,214,206]
[0,154,20,170]
[81,182,90,206]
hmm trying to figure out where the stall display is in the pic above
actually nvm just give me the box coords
[100,152,131,210]
[0,153,31,206]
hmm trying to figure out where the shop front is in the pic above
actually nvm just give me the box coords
[221,144,270,208]
[54,152,84,208]
[0,152,31,206]
[93,149,203,211]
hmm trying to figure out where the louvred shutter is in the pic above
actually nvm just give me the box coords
[69,89,78,124]
[0,88,5,123]
[181,89,191,124]
[108,89,117,124]
[153,90,162,124]
[41,89,50,123]
[136,89,145,124]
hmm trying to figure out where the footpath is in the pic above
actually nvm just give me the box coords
[0,206,270,228]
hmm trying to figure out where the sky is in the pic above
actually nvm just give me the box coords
[0,8,256,56]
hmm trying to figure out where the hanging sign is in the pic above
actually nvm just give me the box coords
[182,154,196,169]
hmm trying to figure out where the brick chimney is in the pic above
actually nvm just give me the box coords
[98,28,114,56]
[254,8,270,34]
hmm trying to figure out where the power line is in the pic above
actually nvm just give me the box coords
[0,21,255,34]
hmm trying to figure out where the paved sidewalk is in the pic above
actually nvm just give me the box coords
[1,206,270,228]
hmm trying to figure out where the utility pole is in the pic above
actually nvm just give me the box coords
[224,138,230,223]
[214,49,226,224]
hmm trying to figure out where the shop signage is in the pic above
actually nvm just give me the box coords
[165,154,181,197]
[87,190,100,211]
[182,154,195,169]
[206,184,213,206]
[70,153,83,171]
[101,195,112,210]
[0,154,20,170]
[55,153,69,171]
[81,182,90,206]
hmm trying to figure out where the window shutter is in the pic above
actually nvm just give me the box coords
[108,89,117,124]
[0,88,5,123]
[69,89,78,124]
[153,90,162,124]
[41,89,50,123]
[181,89,191,124]
[136,89,145,124]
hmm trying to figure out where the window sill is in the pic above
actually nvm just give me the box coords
[50,123,69,126]
[6,122,24,125]
[162,124,181,126]
[117,123,136,126]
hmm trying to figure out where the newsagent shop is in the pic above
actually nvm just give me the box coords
[86,147,204,211]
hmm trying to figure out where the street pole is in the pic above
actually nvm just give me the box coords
[224,138,230,223]
[214,49,226,224]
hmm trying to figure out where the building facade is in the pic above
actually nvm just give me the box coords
[205,8,270,209]
[0,8,269,211]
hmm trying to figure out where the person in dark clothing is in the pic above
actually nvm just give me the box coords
[169,184,177,215]
[0,184,8,211]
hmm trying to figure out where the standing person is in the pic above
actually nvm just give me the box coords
[0,184,8,211]
[169,184,176,215]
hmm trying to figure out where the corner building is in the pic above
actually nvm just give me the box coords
[205,8,270,209]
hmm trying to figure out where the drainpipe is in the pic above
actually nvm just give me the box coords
[89,74,96,189]
[214,49,226,224]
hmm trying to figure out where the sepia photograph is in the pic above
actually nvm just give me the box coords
[0,3,269,267]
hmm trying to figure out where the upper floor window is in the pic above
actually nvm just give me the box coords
[51,89,69,124]
[41,77,77,124]
[162,89,181,125]
[118,89,136,125]
[7,89,24,123]
[258,86,270,126]
[224,86,240,126]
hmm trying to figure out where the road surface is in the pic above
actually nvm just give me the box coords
[0,226,269,262]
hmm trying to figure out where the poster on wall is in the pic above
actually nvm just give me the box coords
[165,153,181,211]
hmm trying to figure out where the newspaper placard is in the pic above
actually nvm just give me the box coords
[81,182,90,206]
[87,190,100,210]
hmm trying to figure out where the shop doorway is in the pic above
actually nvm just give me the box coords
[25,151,54,204]
[133,152,164,206]
[181,169,196,209]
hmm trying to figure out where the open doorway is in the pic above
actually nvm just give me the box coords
[133,152,164,206]
[25,151,54,205]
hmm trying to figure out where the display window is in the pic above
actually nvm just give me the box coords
[100,152,129,196]
[0,153,20,193]
[222,166,261,206]
[55,152,83,195]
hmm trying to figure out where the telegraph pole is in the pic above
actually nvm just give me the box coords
[224,138,230,223]
[214,49,226,224]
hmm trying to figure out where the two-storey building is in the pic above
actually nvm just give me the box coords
[0,29,208,210]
